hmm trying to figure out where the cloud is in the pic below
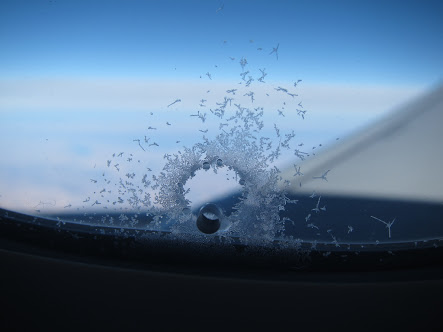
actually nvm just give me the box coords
[0,77,430,214]
[299,82,425,115]
[0,78,232,111]
[0,78,425,112]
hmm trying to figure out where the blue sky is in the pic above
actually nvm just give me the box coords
[0,0,442,85]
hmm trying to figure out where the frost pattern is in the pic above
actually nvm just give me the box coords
[74,42,319,250]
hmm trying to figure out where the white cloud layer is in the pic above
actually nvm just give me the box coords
[0,78,429,213]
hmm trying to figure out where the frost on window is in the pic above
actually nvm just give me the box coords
[3,3,441,263]
[51,41,320,251]
[28,35,441,259]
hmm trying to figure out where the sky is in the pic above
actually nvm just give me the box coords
[0,0,442,84]
[0,0,442,214]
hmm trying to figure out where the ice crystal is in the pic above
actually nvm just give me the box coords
[78,39,323,250]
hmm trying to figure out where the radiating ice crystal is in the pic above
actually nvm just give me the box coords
[239,57,248,70]
[81,39,313,250]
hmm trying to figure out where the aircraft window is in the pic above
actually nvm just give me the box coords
[1,1,442,269]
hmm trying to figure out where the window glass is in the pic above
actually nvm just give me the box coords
[1,0,442,250]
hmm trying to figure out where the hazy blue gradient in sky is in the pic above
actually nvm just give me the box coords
[0,0,442,85]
